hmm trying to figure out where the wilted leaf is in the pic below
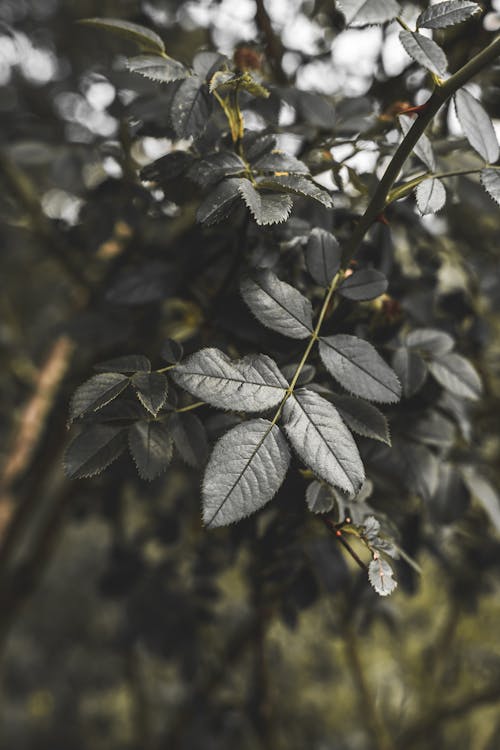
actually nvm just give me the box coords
[70,373,130,422]
[64,425,126,478]
[306,228,341,287]
[454,89,499,163]
[417,1,481,30]
[240,270,314,339]
[128,421,173,480]
[338,269,388,301]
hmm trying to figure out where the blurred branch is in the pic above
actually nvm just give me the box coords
[254,0,287,85]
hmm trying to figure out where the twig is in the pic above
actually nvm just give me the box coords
[254,0,287,85]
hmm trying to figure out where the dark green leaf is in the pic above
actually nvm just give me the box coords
[416,178,446,214]
[462,467,500,532]
[368,556,397,596]
[132,372,168,416]
[306,229,341,287]
[417,1,481,29]
[337,0,401,27]
[169,411,208,467]
[140,151,195,183]
[282,388,365,496]
[188,152,246,188]
[79,17,165,54]
[454,89,499,163]
[70,373,130,422]
[392,347,428,397]
[202,419,290,527]
[128,421,173,480]
[64,425,126,478]
[433,463,470,523]
[172,76,211,139]
[161,339,183,364]
[319,335,401,404]
[238,180,293,225]
[240,270,314,339]
[338,269,388,301]
[330,394,391,445]
[94,355,151,374]
[399,31,448,76]
[411,411,455,448]
[196,177,242,225]
[126,55,189,83]
[429,353,482,400]
[481,168,500,205]
[257,174,333,208]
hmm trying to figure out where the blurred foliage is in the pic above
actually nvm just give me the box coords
[1,1,500,750]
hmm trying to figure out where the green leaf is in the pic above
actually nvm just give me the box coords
[416,178,446,214]
[282,388,365,496]
[399,31,448,76]
[70,373,130,423]
[64,425,126,478]
[417,1,481,30]
[433,463,470,523]
[388,439,439,501]
[480,168,500,205]
[319,335,401,404]
[169,412,208,467]
[196,177,242,225]
[238,180,293,225]
[141,151,195,183]
[306,228,341,287]
[202,419,290,527]
[330,394,391,445]
[94,355,151,373]
[128,421,173,480]
[79,17,166,54]
[172,348,288,411]
[188,152,246,188]
[462,467,500,532]
[132,372,168,416]
[454,89,499,164]
[399,114,435,171]
[240,270,314,339]
[338,269,388,301]
[428,353,482,400]
[306,481,335,514]
[337,0,401,27]
[126,55,189,83]
[392,347,428,397]
[172,76,211,139]
[411,412,455,449]
[368,556,397,596]
[406,328,454,356]
[252,151,310,175]
[161,339,184,364]
[257,174,334,208]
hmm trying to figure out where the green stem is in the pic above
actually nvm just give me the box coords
[175,401,205,413]
[387,165,500,205]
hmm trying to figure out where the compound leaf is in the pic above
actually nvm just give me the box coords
[64,425,126,479]
[70,373,130,423]
[202,419,290,527]
[337,0,401,27]
[428,353,482,400]
[132,372,168,416]
[399,31,448,76]
[306,228,341,287]
[454,89,499,164]
[128,421,173,480]
[338,269,388,301]
[417,1,481,29]
[241,270,314,339]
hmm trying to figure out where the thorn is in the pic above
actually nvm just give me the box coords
[396,100,430,117]
[375,213,390,226]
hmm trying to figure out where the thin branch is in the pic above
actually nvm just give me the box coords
[254,0,287,85]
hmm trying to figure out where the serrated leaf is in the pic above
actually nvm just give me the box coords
[462,467,500,532]
[196,177,242,225]
[202,419,290,527]
[79,17,165,54]
[257,175,334,208]
[337,0,401,27]
[240,270,314,339]
[126,55,189,83]
[252,151,310,175]
[70,373,130,423]
[161,339,184,364]
[188,152,246,188]
[330,394,391,445]
[282,388,365,496]
[306,481,335,514]
[132,372,168,416]
[417,1,481,30]
[238,180,293,225]
[128,421,173,480]
[406,328,454,356]
[169,411,208,467]
[399,31,448,76]
[306,228,341,287]
[172,348,288,411]
[429,353,482,400]
[454,89,499,163]
[416,178,446,214]
[392,347,428,397]
[94,355,151,373]
[399,114,435,171]
[319,335,401,404]
[172,76,211,139]
[64,425,126,478]
[338,269,388,301]
[480,169,500,205]
[368,556,397,596]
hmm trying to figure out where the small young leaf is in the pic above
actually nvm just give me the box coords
[338,269,388,301]
[454,89,499,164]
[481,169,500,205]
[161,339,184,364]
[172,348,288,411]
[70,373,130,423]
[306,481,335,514]
[257,175,334,208]
[392,347,428,397]
[188,152,246,188]
[406,328,454,356]
[306,228,341,287]
[128,421,173,480]
[126,55,189,83]
[330,394,391,445]
[94,355,151,373]
[319,335,401,404]
[169,411,208,467]
[368,556,397,596]
[416,178,446,214]
[399,31,448,76]
[64,425,126,479]
[282,388,365,496]
[399,114,435,171]
[202,419,290,527]
[132,372,168,416]
[417,1,481,30]
[172,76,211,139]
[79,18,166,55]
[238,180,293,225]
[240,270,314,339]
[196,177,242,225]
[428,353,482,400]
[337,0,401,27]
